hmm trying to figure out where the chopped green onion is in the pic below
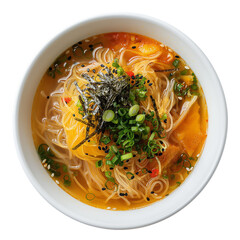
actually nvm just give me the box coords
[191,83,198,90]
[180,69,188,75]
[105,180,118,191]
[173,59,180,67]
[100,135,111,145]
[143,126,150,134]
[149,132,156,141]
[112,58,120,68]
[96,160,103,168]
[138,126,146,132]
[105,171,115,183]
[142,134,148,140]
[63,175,71,187]
[62,165,68,173]
[112,156,119,164]
[112,118,118,124]
[111,145,118,154]
[121,153,133,161]
[136,114,145,123]
[129,104,140,117]
[103,110,115,122]
[76,100,81,107]
[126,172,135,180]
[86,193,95,201]
[131,126,138,132]
[129,120,136,124]
[118,108,127,116]
[117,66,124,76]
[106,160,113,165]
[161,113,167,120]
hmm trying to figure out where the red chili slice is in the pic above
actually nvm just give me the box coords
[62,97,72,104]
[150,168,159,178]
[126,71,135,78]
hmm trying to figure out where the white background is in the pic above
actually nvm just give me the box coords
[1,0,239,239]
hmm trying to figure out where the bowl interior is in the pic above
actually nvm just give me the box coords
[16,14,227,229]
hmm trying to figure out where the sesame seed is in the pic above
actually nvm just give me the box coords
[124,167,128,170]
[112,208,116,210]
[131,81,134,84]
[138,159,141,162]
[126,160,129,162]
[92,69,96,73]
[160,141,163,144]
[68,56,72,60]
[81,64,85,67]
[147,80,150,83]
[56,180,59,184]
[105,150,109,153]
[51,173,54,177]
[49,67,52,71]
[131,176,134,179]
[147,197,150,201]
[132,46,136,49]
[102,187,106,191]
[42,159,47,164]
[162,149,165,152]
[88,140,90,142]
[78,41,82,44]
[102,147,105,151]
[131,76,135,79]
[148,170,152,173]
[73,114,75,117]
[133,154,136,157]
[87,68,90,72]
[101,64,104,67]
[175,55,180,58]
[119,193,125,196]
[136,172,139,175]
[89,44,93,48]
[159,153,163,156]
[151,191,154,194]
[140,76,143,79]
[47,165,50,170]
[98,146,101,150]
[149,83,153,86]
[164,119,167,123]
[160,44,165,47]
[107,207,111,210]
[110,167,113,170]
[124,193,128,196]
[86,127,89,131]
[47,96,49,99]
[85,153,88,155]
[44,163,47,168]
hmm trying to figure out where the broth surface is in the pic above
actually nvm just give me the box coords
[32,32,208,210]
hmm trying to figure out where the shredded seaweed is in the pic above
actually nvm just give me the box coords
[72,66,130,150]
[154,68,179,73]
[150,95,162,132]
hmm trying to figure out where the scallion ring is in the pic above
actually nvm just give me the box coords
[103,110,115,122]
[86,193,95,201]
[126,172,135,180]
[129,105,140,117]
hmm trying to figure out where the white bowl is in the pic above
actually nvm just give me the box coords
[15,14,227,229]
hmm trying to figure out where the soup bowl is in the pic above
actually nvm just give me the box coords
[15,14,227,229]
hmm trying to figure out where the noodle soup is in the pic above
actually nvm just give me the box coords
[32,33,208,210]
